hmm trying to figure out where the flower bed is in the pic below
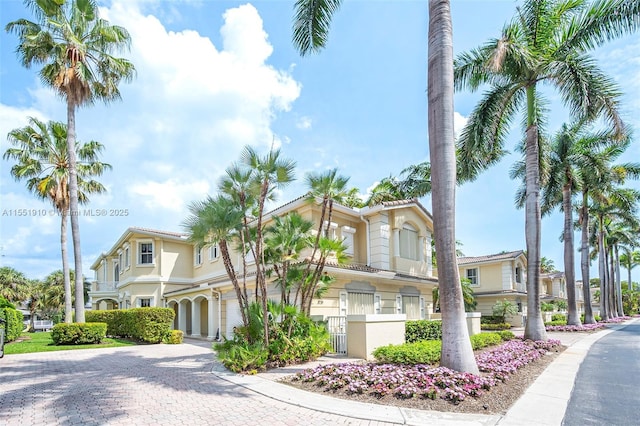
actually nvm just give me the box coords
[292,338,561,404]
[545,323,605,332]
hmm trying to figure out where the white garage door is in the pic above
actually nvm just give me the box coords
[225,299,244,338]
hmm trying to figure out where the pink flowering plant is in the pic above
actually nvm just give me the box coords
[292,338,560,404]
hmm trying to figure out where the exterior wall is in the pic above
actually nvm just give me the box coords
[346,314,406,359]
[369,212,390,270]
[160,241,193,280]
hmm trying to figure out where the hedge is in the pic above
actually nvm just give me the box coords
[480,323,511,330]
[51,323,107,345]
[405,320,442,343]
[163,330,184,344]
[1,307,24,342]
[86,308,174,343]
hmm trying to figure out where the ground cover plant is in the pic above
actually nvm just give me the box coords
[289,337,561,409]
[3,331,137,355]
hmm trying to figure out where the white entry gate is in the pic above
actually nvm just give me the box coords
[326,316,347,354]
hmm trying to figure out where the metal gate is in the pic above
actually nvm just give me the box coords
[326,316,347,354]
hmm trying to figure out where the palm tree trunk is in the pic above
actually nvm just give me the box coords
[60,211,73,323]
[598,220,609,320]
[615,245,624,316]
[428,0,478,374]
[608,247,617,317]
[580,197,595,323]
[67,101,85,323]
[627,249,633,295]
[523,87,547,341]
[563,184,581,325]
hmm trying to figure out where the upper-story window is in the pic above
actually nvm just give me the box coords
[113,261,120,283]
[515,266,523,283]
[399,223,419,260]
[138,242,154,265]
[466,268,479,286]
[194,247,203,266]
[341,226,356,256]
[323,221,338,239]
[117,251,123,273]
[209,244,219,261]
[124,246,130,269]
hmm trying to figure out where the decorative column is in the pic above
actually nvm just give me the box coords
[178,301,187,334]
[207,296,215,339]
[191,300,201,337]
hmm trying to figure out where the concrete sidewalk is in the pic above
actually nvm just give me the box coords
[211,319,638,426]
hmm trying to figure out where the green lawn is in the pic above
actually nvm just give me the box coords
[4,332,138,355]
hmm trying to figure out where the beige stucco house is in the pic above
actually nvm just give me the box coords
[89,198,439,351]
[540,271,585,313]
[457,250,528,326]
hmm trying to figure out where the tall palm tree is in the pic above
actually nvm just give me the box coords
[4,117,111,323]
[619,250,640,291]
[538,123,626,325]
[240,146,296,345]
[6,0,135,322]
[292,0,479,374]
[455,0,640,340]
[183,195,249,332]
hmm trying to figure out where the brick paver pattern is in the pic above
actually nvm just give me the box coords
[0,340,399,426]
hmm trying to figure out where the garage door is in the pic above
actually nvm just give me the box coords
[225,299,244,338]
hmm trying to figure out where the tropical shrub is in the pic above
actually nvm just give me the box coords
[470,332,502,350]
[492,300,518,323]
[163,329,183,344]
[405,320,442,343]
[373,340,442,365]
[51,322,107,345]
[496,330,515,341]
[541,302,555,312]
[215,339,269,373]
[551,313,566,322]
[480,315,503,324]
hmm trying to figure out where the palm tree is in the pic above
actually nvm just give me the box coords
[455,0,640,340]
[6,0,135,322]
[365,176,405,206]
[292,0,479,374]
[4,118,110,323]
[0,267,28,303]
[240,146,296,346]
[538,123,625,325]
[183,195,249,332]
[619,250,640,291]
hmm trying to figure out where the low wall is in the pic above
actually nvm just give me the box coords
[346,314,406,360]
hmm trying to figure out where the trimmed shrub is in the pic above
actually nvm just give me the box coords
[1,306,24,342]
[544,320,567,326]
[51,323,107,345]
[551,314,566,322]
[405,320,442,343]
[470,332,502,350]
[480,322,511,330]
[480,315,503,324]
[86,308,174,343]
[163,329,184,344]
[496,330,515,341]
[373,340,442,365]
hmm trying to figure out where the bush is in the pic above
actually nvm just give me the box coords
[492,300,518,323]
[215,339,269,373]
[480,315,503,324]
[1,306,24,342]
[480,323,511,330]
[163,329,183,344]
[496,330,515,341]
[581,314,602,323]
[405,320,442,343]
[544,320,567,326]
[541,302,555,312]
[470,332,502,350]
[86,308,174,343]
[551,314,566,322]
[51,323,107,345]
[373,340,442,365]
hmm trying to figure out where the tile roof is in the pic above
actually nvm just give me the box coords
[129,227,188,239]
[457,250,525,265]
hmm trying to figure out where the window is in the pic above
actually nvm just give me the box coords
[399,223,419,260]
[323,221,338,239]
[113,262,120,283]
[124,246,130,269]
[342,226,355,256]
[399,295,424,320]
[466,268,478,286]
[101,260,107,282]
[139,242,153,264]
[118,251,123,273]
[194,247,203,266]
[209,244,219,261]
[139,298,151,308]
[515,266,522,283]
[347,292,374,315]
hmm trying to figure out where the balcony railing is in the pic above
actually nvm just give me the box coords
[93,281,118,292]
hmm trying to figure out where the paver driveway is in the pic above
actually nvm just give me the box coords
[0,339,396,426]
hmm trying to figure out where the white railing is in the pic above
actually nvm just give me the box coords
[94,281,118,291]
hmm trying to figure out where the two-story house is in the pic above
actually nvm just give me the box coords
[89,198,439,344]
[540,271,584,313]
[457,250,527,325]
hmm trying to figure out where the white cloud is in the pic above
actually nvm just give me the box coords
[128,178,210,213]
[454,111,468,140]
[296,116,313,130]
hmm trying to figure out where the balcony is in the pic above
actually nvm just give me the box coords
[93,281,118,292]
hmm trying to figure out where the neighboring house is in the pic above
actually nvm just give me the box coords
[457,250,527,325]
[89,198,439,345]
[541,272,584,313]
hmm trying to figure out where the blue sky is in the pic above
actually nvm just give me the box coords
[1,0,638,284]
